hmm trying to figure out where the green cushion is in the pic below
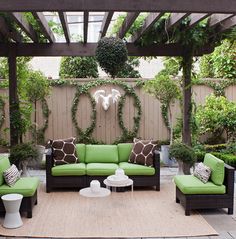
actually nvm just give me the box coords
[0,156,11,186]
[204,153,225,186]
[86,163,119,176]
[119,162,155,176]
[76,144,86,163]
[85,145,118,163]
[0,177,40,197]
[117,143,133,162]
[174,175,226,195]
[52,163,86,176]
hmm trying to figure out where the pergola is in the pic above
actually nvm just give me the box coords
[0,0,235,146]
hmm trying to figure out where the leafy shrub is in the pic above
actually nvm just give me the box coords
[59,56,98,78]
[96,37,128,78]
[116,57,141,78]
[169,142,196,165]
[211,152,236,167]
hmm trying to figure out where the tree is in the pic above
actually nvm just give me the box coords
[144,73,181,144]
[59,56,98,78]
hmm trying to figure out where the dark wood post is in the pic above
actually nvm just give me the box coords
[182,47,193,146]
[8,44,19,146]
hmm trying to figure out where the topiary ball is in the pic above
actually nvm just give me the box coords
[96,37,128,78]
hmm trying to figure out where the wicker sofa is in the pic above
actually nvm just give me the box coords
[46,143,160,192]
[174,153,235,216]
[0,155,39,218]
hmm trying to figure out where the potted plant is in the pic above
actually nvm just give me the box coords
[144,73,181,166]
[169,142,196,174]
[9,143,38,176]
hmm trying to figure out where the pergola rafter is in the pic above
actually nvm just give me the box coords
[166,13,190,30]
[99,11,114,40]
[58,12,70,43]
[216,15,236,33]
[83,11,89,43]
[209,14,234,27]
[9,12,38,42]
[32,12,55,42]
[188,13,210,28]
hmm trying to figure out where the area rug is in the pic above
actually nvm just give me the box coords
[0,182,217,238]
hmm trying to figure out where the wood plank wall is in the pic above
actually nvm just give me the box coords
[2,79,234,144]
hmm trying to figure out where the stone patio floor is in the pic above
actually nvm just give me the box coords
[0,166,235,239]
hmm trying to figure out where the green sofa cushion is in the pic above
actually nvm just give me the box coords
[174,175,226,195]
[76,144,86,163]
[0,177,40,197]
[204,153,225,186]
[86,163,119,176]
[119,162,155,176]
[52,163,86,176]
[0,156,11,186]
[85,145,118,163]
[117,143,133,162]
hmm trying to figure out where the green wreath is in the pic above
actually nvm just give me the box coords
[71,79,142,144]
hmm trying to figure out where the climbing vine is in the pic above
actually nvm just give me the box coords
[71,79,142,144]
[0,96,5,131]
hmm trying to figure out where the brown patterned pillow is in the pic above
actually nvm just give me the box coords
[50,137,78,165]
[129,138,157,167]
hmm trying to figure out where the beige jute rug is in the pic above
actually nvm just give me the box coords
[0,181,217,238]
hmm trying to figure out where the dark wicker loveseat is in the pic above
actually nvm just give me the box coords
[174,154,235,216]
[46,143,160,192]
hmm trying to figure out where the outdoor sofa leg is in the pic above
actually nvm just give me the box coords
[156,185,160,191]
[185,209,190,216]
[27,211,32,218]
[46,187,51,193]
[176,197,180,203]
[35,199,38,205]
[228,208,233,215]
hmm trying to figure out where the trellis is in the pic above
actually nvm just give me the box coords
[0,0,235,145]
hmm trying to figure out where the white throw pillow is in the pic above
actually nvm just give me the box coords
[193,162,211,184]
[3,164,21,187]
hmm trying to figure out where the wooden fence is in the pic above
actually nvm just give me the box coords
[1,79,236,144]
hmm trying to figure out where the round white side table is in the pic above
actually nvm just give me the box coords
[103,178,134,192]
[1,193,23,229]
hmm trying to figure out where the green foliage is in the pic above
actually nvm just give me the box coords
[169,142,196,165]
[0,96,5,131]
[199,39,236,79]
[59,57,98,78]
[96,37,128,78]
[116,57,141,78]
[71,79,142,144]
[212,152,236,167]
[196,94,236,142]
[9,143,38,165]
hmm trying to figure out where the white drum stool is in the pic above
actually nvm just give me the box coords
[1,193,23,228]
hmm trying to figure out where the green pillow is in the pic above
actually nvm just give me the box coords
[117,143,133,162]
[0,156,11,186]
[203,153,225,186]
[85,145,118,163]
[76,144,86,163]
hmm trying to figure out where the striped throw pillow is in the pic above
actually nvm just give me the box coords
[3,164,21,187]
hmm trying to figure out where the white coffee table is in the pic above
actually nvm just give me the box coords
[103,178,133,192]
[1,193,23,229]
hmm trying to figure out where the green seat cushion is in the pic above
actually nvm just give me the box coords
[76,144,86,163]
[86,163,119,176]
[52,163,86,176]
[0,177,40,197]
[174,175,226,195]
[0,156,11,186]
[204,153,225,185]
[85,145,118,163]
[119,162,155,176]
[117,143,133,162]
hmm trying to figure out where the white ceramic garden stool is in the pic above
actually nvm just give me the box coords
[1,193,23,229]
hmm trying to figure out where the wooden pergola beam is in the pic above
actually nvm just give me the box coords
[9,12,38,42]
[0,0,235,13]
[58,12,70,43]
[99,11,113,40]
[188,13,210,28]
[118,12,140,39]
[209,14,234,27]
[0,43,214,57]
[32,12,56,43]
[166,13,190,30]
[83,11,89,43]
[131,12,164,43]
[0,16,22,42]
[215,15,236,32]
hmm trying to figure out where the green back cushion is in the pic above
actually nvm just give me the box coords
[204,153,225,185]
[76,144,86,163]
[0,156,11,186]
[85,145,118,163]
[117,143,133,162]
